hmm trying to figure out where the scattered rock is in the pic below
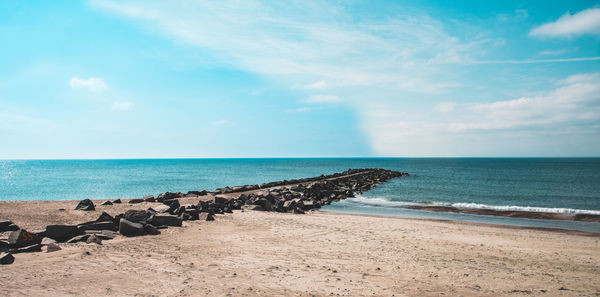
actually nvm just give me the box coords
[45,225,81,242]
[96,211,115,222]
[112,199,122,204]
[66,234,90,243]
[149,215,182,227]
[119,219,144,237]
[10,244,42,254]
[0,253,15,265]
[122,209,150,223]
[44,243,61,253]
[86,234,103,245]
[128,198,144,204]
[0,220,19,232]
[75,199,95,211]
[8,229,41,247]
[143,224,160,235]
[101,200,113,206]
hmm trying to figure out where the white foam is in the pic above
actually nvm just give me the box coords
[450,203,600,215]
[346,196,600,215]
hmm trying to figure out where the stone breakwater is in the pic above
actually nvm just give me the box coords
[0,168,407,265]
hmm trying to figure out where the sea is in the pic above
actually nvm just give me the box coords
[1,158,599,233]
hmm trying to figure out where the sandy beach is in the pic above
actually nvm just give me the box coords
[1,198,599,297]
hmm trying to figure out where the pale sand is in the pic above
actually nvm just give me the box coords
[1,200,599,297]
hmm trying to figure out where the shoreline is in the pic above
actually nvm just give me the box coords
[1,207,599,296]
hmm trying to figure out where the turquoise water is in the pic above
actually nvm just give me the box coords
[1,158,599,232]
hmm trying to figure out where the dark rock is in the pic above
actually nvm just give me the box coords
[96,211,114,222]
[84,230,118,240]
[66,234,90,243]
[198,213,215,221]
[10,244,42,254]
[0,220,19,232]
[293,207,305,214]
[128,198,144,204]
[75,199,95,211]
[119,219,144,237]
[8,229,41,247]
[215,196,234,204]
[122,209,150,223]
[77,221,117,232]
[101,200,113,206]
[149,215,182,227]
[0,253,15,265]
[86,235,103,245]
[45,243,61,253]
[143,224,160,235]
[143,195,156,202]
[112,199,122,204]
[254,198,272,211]
[45,225,81,242]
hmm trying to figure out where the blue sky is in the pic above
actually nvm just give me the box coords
[1,0,599,158]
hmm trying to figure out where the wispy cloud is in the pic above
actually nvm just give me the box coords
[69,76,107,92]
[464,56,600,64]
[302,94,342,104]
[285,107,312,113]
[363,73,600,156]
[213,119,233,126]
[530,8,600,38]
[112,100,133,111]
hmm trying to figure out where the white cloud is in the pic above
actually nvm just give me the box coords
[435,102,456,113]
[362,73,600,156]
[112,101,133,110]
[302,94,342,104]
[213,119,233,126]
[293,80,330,89]
[539,49,569,56]
[69,76,108,92]
[89,0,475,93]
[285,107,312,113]
[530,8,600,38]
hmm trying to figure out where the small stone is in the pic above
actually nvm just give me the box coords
[101,200,113,206]
[112,199,122,204]
[75,199,95,211]
[45,243,61,253]
[86,235,103,245]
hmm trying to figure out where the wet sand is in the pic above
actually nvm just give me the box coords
[1,199,599,296]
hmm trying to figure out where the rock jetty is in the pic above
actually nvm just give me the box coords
[0,168,407,265]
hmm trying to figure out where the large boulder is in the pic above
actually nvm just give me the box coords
[118,219,144,237]
[143,195,156,202]
[0,220,19,232]
[253,198,272,211]
[45,225,81,242]
[8,229,41,247]
[75,199,95,211]
[149,215,182,227]
[122,209,150,223]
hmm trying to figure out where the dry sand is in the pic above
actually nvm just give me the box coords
[1,199,599,297]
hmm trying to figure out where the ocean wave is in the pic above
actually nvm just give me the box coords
[449,203,600,215]
[346,196,600,215]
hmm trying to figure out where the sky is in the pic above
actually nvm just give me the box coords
[1,0,599,158]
